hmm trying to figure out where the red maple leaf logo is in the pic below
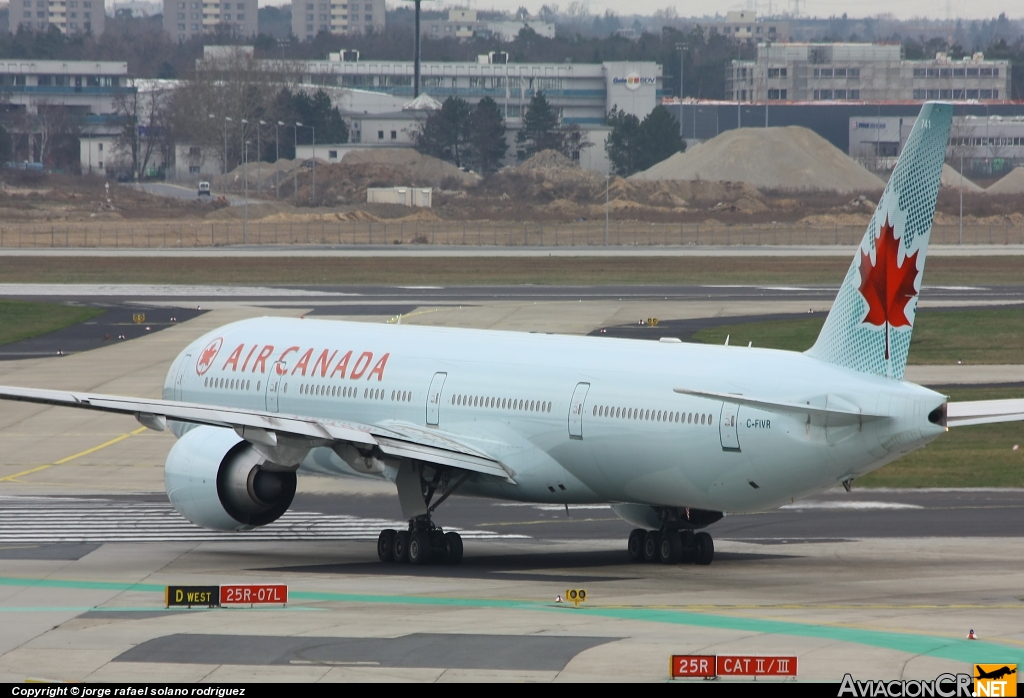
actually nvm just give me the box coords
[195,337,222,375]
[858,216,919,360]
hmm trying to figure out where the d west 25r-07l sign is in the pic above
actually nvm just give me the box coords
[165,584,288,608]
[671,655,798,679]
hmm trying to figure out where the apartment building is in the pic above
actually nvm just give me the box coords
[8,0,105,35]
[162,0,258,42]
[291,0,385,41]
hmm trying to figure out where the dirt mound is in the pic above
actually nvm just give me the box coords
[940,163,983,192]
[340,148,479,187]
[631,126,886,194]
[986,168,1024,195]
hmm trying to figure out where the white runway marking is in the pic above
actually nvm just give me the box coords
[780,500,923,510]
[0,497,526,542]
[0,284,350,297]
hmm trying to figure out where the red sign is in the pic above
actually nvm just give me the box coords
[716,655,798,676]
[671,655,717,678]
[219,584,288,605]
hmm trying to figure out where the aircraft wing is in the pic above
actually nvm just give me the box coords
[0,385,514,483]
[946,399,1024,427]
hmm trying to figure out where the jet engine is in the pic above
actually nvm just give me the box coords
[164,425,296,531]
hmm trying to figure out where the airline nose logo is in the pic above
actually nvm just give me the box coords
[196,337,223,375]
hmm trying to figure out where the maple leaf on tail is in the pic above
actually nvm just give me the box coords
[858,216,919,361]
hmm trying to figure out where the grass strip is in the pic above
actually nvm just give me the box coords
[0,299,103,346]
[692,307,1024,365]
[0,255,1023,286]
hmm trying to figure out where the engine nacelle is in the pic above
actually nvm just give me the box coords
[165,425,296,531]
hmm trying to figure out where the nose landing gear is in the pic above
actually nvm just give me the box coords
[628,527,714,565]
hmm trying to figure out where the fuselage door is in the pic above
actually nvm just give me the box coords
[568,382,590,439]
[719,402,740,451]
[265,361,285,413]
[426,372,447,426]
[173,353,191,401]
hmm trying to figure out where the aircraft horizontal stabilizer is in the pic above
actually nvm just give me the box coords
[946,399,1024,427]
[0,385,514,483]
[673,387,884,421]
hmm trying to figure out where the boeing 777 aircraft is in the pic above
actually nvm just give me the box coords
[2,102,1022,566]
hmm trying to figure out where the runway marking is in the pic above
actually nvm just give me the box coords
[485,518,621,526]
[0,575,1020,664]
[0,427,148,483]
[0,497,527,542]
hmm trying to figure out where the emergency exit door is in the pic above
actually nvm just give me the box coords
[568,382,590,439]
[173,354,191,401]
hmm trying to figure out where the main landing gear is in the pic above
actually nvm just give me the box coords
[627,528,714,565]
[377,517,463,566]
[377,462,471,566]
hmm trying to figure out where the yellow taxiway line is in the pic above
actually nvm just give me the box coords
[0,426,148,483]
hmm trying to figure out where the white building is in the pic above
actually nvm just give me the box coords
[850,115,1024,175]
[291,0,385,41]
[8,0,105,35]
[162,0,258,42]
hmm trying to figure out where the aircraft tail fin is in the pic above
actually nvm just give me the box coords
[806,102,953,380]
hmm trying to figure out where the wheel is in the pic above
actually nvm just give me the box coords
[444,531,464,565]
[377,529,396,562]
[408,531,432,565]
[430,529,449,563]
[392,530,410,563]
[694,531,714,565]
[659,530,683,564]
[643,530,660,563]
[627,528,646,562]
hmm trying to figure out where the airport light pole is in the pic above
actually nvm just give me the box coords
[604,173,609,246]
[258,120,266,197]
[676,43,686,138]
[243,140,250,245]
[276,121,284,199]
[293,122,301,205]
[764,41,771,128]
[223,116,232,177]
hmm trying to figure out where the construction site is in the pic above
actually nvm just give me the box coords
[3,126,1024,248]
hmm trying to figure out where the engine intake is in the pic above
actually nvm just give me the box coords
[165,425,297,531]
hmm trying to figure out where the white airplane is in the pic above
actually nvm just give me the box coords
[2,102,1022,566]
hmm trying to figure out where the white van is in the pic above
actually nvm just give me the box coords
[198,181,211,196]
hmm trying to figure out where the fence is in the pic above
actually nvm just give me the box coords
[0,220,1021,248]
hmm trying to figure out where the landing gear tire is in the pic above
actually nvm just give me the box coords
[627,528,646,562]
[659,531,683,565]
[643,530,661,563]
[408,531,432,565]
[444,531,464,565]
[377,529,396,562]
[392,530,410,563]
[694,531,714,565]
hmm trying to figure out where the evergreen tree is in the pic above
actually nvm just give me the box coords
[466,97,508,174]
[415,96,472,168]
[515,91,563,160]
[636,105,684,172]
[605,105,684,177]
[293,89,348,145]
[605,107,643,176]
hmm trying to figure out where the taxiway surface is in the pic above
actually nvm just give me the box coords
[0,288,1022,682]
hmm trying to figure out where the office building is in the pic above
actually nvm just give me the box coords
[727,43,1011,103]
